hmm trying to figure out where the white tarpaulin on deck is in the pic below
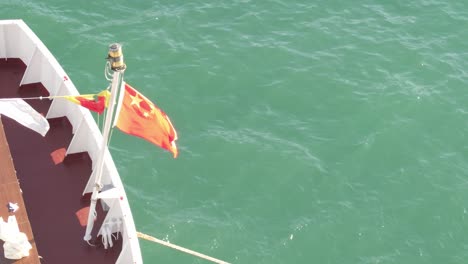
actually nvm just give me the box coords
[0,99,49,136]
[0,216,32,259]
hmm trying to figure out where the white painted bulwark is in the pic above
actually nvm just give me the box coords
[0,20,142,264]
[0,25,6,58]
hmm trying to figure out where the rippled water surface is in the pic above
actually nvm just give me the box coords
[3,1,468,263]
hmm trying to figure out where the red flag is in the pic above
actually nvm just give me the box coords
[64,90,110,114]
[115,83,178,158]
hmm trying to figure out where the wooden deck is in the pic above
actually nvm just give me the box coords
[0,118,40,263]
[0,58,121,263]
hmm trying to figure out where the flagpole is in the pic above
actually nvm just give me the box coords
[84,43,126,242]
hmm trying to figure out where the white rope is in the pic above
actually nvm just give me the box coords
[136,231,230,264]
[0,96,53,101]
[0,94,96,101]
[104,61,113,81]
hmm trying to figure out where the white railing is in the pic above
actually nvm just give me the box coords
[0,19,142,264]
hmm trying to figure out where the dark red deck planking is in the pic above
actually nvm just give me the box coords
[0,58,122,263]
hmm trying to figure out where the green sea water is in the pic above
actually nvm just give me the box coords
[3,1,468,263]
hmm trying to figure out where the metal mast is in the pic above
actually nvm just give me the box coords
[83,43,126,242]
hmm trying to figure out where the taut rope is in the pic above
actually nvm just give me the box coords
[136,231,230,264]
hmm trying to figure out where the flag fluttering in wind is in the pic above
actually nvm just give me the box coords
[64,90,110,114]
[114,83,178,158]
[0,99,50,136]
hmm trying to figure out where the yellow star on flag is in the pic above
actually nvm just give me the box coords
[130,94,143,107]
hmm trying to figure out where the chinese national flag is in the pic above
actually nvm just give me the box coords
[115,83,178,158]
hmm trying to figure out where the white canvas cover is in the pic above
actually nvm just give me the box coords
[0,216,32,259]
[0,99,50,136]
